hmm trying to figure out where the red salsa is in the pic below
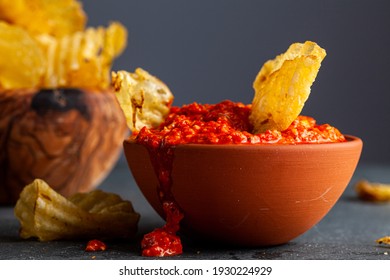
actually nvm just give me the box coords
[133,100,346,257]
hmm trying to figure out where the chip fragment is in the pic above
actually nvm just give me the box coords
[250,41,326,133]
[112,68,174,131]
[0,21,45,90]
[376,236,390,245]
[0,0,86,37]
[14,179,140,241]
[355,180,390,202]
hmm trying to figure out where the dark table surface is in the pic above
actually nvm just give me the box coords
[1,158,390,260]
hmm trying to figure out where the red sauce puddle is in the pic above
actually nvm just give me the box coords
[85,239,107,252]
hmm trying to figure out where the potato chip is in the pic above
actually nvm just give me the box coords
[376,236,390,245]
[112,68,174,131]
[355,180,390,202]
[14,179,140,241]
[35,22,127,89]
[0,0,86,37]
[249,41,326,133]
[0,21,45,90]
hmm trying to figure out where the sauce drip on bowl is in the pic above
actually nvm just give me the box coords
[138,139,183,257]
[133,100,346,256]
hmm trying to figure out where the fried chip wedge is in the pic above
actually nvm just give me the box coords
[14,179,140,241]
[112,68,174,131]
[355,180,390,202]
[35,22,127,89]
[0,21,45,90]
[0,0,86,37]
[376,236,390,245]
[250,41,326,133]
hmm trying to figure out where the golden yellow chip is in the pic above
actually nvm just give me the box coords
[14,179,140,241]
[249,41,326,133]
[112,68,174,131]
[104,21,128,60]
[35,22,127,89]
[0,0,86,37]
[376,236,390,245]
[355,180,390,202]
[0,21,45,90]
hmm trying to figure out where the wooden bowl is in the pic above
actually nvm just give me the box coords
[0,88,127,204]
[124,136,362,246]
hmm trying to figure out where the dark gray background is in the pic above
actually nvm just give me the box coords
[82,0,390,164]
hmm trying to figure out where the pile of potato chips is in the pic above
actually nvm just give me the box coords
[0,0,127,90]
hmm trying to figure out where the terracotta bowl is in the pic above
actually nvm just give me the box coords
[0,88,128,204]
[124,136,362,246]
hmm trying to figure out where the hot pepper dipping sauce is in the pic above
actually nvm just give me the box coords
[132,100,346,257]
[85,239,107,252]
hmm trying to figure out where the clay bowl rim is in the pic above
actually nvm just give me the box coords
[124,134,362,150]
